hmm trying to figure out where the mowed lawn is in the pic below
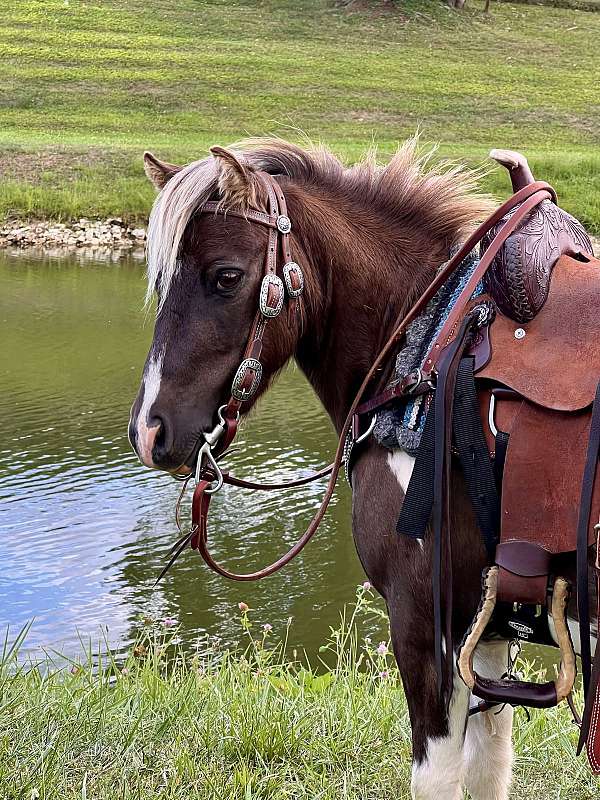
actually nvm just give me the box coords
[1,0,599,226]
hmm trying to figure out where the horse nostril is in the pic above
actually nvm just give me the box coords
[150,415,173,464]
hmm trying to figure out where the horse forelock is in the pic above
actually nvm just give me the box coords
[145,157,218,309]
[145,136,493,310]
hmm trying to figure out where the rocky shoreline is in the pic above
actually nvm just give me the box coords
[1,218,598,261]
[0,218,146,251]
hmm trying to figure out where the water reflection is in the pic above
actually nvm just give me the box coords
[0,250,384,659]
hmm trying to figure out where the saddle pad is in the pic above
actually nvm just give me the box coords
[500,401,600,553]
[373,250,482,453]
[477,254,600,411]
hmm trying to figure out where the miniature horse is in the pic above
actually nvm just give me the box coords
[129,138,514,799]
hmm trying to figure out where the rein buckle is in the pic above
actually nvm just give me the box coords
[194,404,236,495]
[195,442,223,494]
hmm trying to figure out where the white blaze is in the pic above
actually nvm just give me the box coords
[136,349,164,466]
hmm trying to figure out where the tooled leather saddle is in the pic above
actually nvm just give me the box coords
[460,153,600,767]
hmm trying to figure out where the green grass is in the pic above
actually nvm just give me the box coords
[0,0,600,229]
[1,588,598,799]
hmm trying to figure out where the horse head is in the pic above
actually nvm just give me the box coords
[130,137,493,474]
[129,146,304,473]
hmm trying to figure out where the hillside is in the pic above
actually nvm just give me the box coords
[1,0,599,228]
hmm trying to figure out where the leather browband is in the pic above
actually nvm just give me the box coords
[201,202,281,230]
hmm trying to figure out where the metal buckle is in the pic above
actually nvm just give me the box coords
[402,368,435,396]
[193,405,240,495]
[282,262,304,297]
[488,392,498,437]
[259,274,284,318]
[276,215,292,234]
[195,441,224,494]
[231,358,262,401]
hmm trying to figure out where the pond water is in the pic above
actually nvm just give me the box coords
[0,249,385,661]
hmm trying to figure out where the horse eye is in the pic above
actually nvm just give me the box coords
[216,269,243,292]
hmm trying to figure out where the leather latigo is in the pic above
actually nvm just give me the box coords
[587,680,600,774]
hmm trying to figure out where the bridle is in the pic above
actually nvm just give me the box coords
[159,170,332,582]
[158,172,555,584]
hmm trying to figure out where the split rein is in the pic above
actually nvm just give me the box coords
[157,173,556,584]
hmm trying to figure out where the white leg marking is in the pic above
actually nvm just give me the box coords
[464,641,513,800]
[411,671,469,800]
[387,450,424,549]
[136,349,164,465]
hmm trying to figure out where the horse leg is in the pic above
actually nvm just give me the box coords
[463,642,513,800]
[352,446,474,800]
[388,597,471,800]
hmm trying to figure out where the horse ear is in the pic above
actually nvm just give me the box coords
[210,145,262,209]
[143,152,181,190]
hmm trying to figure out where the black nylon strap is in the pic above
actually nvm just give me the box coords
[431,313,480,700]
[576,380,600,753]
[396,401,435,538]
[452,357,500,560]
[397,358,499,560]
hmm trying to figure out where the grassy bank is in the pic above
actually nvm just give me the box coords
[1,588,598,799]
[1,0,600,230]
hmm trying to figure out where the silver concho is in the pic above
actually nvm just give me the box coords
[276,215,292,234]
[282,262,304,297]
[231,358,263,401]
[259,274,284,317]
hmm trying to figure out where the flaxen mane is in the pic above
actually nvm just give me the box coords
[146,137,493,308]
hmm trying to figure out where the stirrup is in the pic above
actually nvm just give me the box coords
[457,566,576,709]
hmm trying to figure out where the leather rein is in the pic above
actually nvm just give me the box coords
[158,172,556,583]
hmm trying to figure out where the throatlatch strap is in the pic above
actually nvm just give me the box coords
[576,380,600,754]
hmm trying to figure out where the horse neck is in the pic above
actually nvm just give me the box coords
[285,184,452,431]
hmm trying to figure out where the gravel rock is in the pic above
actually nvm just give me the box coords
[0,218,147,250]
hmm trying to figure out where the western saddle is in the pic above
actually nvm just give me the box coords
[360,149,600,769]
